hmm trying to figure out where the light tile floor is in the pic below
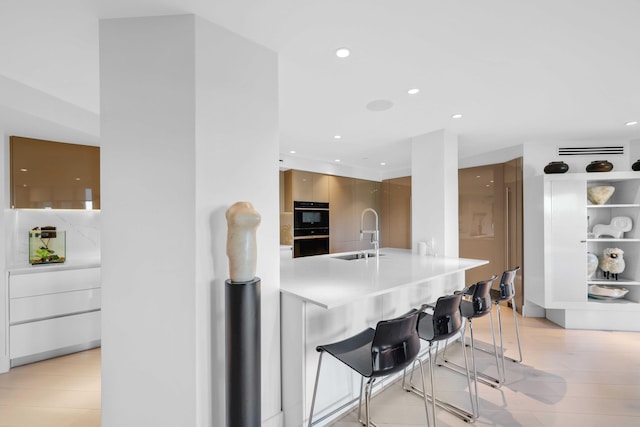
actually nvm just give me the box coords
[332,308,640,427]
[0,308,639,427]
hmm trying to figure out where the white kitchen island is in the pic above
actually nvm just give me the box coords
[280,248,488,427]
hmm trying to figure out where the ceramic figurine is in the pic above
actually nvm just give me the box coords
[599,248,625,280]
[543,161,569,174]
[586,160,613,172]
[592,216,632,239]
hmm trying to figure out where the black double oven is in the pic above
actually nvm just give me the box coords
[293,201,329,258]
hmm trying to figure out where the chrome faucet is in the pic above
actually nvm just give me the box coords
[360,208,379,257]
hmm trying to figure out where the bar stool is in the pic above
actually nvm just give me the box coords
[439,276,500,417]
[490,266,523,378]
[403,293,475,426]
[308,309,429,427]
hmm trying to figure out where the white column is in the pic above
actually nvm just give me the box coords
[100,14,280,427]
[411,129,459,258]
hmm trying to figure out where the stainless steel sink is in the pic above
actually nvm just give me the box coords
[332,252,384,261]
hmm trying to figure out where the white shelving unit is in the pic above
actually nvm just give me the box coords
[534,171,640,331]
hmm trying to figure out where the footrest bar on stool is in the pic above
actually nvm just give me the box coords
[440,359,502,389]
[406,384,475,423]
[471,343,519,364]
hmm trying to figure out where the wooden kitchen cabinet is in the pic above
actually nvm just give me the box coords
[285,170,329,207]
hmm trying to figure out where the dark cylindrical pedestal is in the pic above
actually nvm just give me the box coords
[226,278,261,427]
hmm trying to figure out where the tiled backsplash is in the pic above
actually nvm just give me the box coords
[5,209,100,268]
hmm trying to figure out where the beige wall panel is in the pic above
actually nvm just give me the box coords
[388,177,411,249]
[291,170,314,202]
[312,173,329,203]
[355,178,382,251]
[329,175,357,253]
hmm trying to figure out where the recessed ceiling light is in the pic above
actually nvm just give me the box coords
[407,88,420,95]
[380,162,386,166]
[335,47,350,58]
[335,159,341,162]
[452,113,463,119]
[476,175,481,178]
[20,168,28,172]
[289,150,296,154]
[334,135,342,139]
[625,121,638,126]
[75,178,81,181]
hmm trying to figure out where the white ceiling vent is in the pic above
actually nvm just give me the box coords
[558,146,624,156]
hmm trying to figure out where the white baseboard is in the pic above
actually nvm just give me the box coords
[522,301,545,317]
[0,355,9,374]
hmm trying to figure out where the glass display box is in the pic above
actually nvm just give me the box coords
[29,227,66,264]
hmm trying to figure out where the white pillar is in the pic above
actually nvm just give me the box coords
[411,129,459,258]
[100,15,280,427]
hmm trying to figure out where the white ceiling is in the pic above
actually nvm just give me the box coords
[2,0,640,175]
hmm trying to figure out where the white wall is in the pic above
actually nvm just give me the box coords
[630,139,640,167]
[193,16,281,427]
[5,209,100,268]
[100,14,280,427]
[459,144,524,169]
[279,153,411,182]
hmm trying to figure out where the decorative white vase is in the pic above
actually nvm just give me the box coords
[587,252,598,279]
[587,185,615,205]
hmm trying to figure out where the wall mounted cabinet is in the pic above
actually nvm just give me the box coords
[10,136,100,209]
[532,172,640,330]
[283,170,329,209]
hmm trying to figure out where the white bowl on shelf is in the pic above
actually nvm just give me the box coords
[587,185,615,205]
[588,284,629,299]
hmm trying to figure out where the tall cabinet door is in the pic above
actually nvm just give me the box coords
[547,179,588,303]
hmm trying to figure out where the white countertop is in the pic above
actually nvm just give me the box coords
[8,259,101,275]
[280,248,488,309]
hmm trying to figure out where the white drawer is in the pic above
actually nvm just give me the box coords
[10,289,101,324]
[10,311,101,359]
[9,267,101,298]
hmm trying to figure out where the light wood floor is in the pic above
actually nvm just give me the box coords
[0,348,100,427]
[0,308,639,427]
[333,308,640,427]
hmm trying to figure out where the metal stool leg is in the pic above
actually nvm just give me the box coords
[405,336,475,423]
[511,301,523,363]
[308,352,324,427]
[468,320,480,417]
[363,378,375,427]
[495,302,506,382]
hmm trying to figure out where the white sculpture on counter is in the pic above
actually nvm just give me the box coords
[592,216,632,239]
[226,201,261,283]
